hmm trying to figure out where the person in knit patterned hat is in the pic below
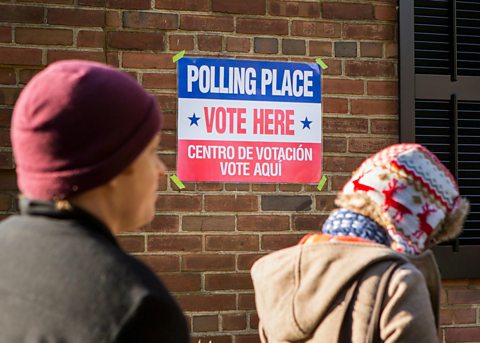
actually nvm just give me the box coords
[251,143,469,343]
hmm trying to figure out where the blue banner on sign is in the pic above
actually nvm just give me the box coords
[178,57,321,103]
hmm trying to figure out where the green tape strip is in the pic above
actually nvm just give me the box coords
[317,175,327,191]
[315,58,328,70]
[170,175,185,189]
[172,50,186,63]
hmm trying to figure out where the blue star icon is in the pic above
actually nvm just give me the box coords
[188,113,200,126]
[301,116,312,129]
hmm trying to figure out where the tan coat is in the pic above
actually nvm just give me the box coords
[251,241,441,343]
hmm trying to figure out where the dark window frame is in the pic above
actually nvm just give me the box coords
[399,1,480,279]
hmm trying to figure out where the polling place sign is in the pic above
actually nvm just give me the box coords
[177,57,322,183]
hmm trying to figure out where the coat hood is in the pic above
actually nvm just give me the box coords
[251,241,438,342]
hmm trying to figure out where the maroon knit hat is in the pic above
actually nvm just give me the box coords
[11,60,162,200]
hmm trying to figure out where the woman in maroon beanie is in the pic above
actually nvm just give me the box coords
[0,60,189,342]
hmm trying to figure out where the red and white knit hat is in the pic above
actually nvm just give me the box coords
[336,143,469,254]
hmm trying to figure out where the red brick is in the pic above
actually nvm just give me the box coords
[107,0,150,9]
[282,39,306,55]
[331,175,351,191]
[323,156,365,173]
[237,18,288,35]
[198,35,222,52]
[169,34,194,51]
[160,273,201,292]
[323,136,347,153]
[278,184,302,192]
[250,313,259,329]
[367,81,398,96]
[343,24,394,40]
[237,253,266,270]
[47,8,105,27]
[309,41,332,56]
[206,235,259,251]
[322,98,348,114]
[78,0,105,6]
[225,183,250,191]
[117,235,145,253]
[47,50,105,64]
[237,215,289,231]
[197,182,223,191]
[238,293,255,310]
[155,93,177,112]
[375,4,397,21]
[78,30,104,48]
[123,11,178,30]
[445,327,480,342]
[236,335,261,343]
[261,234,303,250]
[138,254,180,272]
[323,117,368,133]
[0,47,42,66]
[213,0,265,14]
[108,31,164,50]
[16,28,73,46]
[182,215,235,232]
[0,128,11,146]
[0,26,11,43]
[205,273,253,290]
[0,68,15,85]
[0,151,13,169]
[348,137,397,154]
[180,15,234,32]
[190,336,232,343]
[177,294,236,311]
[124,51,174,70]
[0,108,11,128]
[293,215,327,231]
[21,0,73,3]
[322,2,373,20]
[345,61,395,77]
[205,195,258,212]
[0,4,44,24]
[351,99,398,115]
[448,289,480,304]
[291,21,341,38]
[360,42,383,58]
[322,59,342,76]
[0,193,12,211]
[155,0,210,11]
[269,0,320,18]
[0,171,17,191]
[147,215,179,232]
[226,37,250,53]
[147,235,202,252]
[106,10,121,27]
[315,194,337,212]
[324,79,364,95]
[385,42,397,58]
[0,87,20,106]
[193,315,218,332]
[254,37,278,54]
[440,308,476,325]
[182,254,235,271]
[142,73,176,90]
[371,119,398,135]
[222,313,246,330]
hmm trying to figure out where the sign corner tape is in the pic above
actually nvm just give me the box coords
[172,50,186,63]
[170,174,185,189]
[315,58,328,70]
[316,175,327,191]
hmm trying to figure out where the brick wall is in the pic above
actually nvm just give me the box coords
[0,1,478,342]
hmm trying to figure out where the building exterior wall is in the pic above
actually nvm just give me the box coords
[0,1,478,342]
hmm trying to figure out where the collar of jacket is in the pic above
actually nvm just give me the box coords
[19,197,118,246]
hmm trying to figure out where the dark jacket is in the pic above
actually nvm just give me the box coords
[0,199,189,343]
